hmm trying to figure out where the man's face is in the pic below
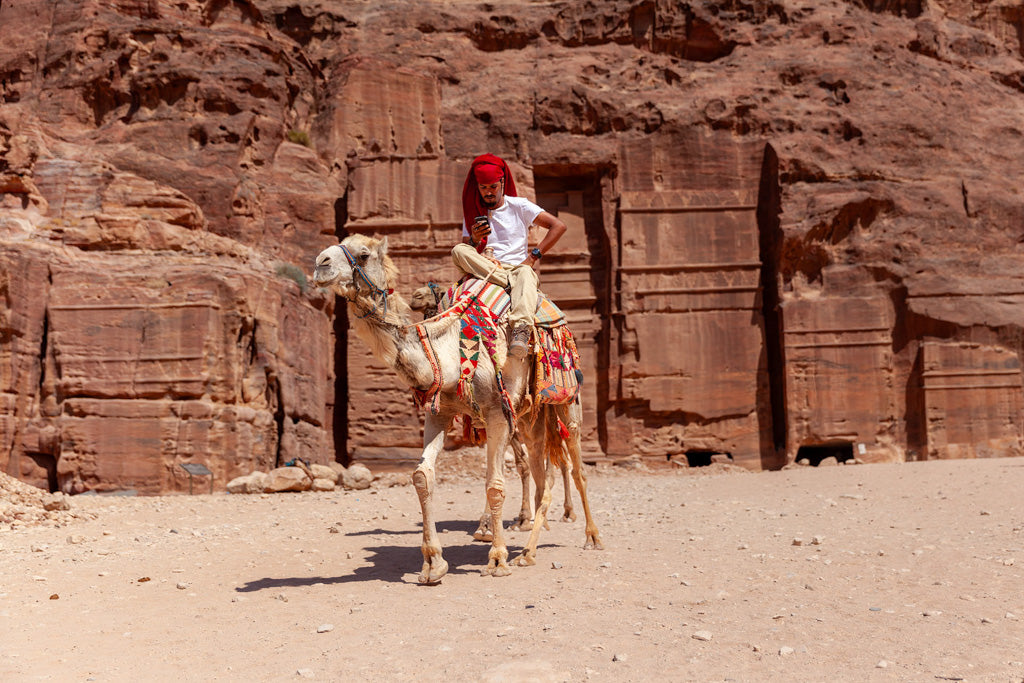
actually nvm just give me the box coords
[477,180,503,208]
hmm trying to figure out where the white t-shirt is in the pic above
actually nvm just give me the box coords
[462,195,544,264]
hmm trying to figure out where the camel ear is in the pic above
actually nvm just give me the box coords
[377,236,389,257]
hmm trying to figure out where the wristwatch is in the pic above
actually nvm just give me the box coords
[530,248,543,260]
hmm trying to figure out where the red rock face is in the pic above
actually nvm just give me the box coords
[3,0,1024,492]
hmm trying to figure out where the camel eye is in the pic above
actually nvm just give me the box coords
[358,251,370,262]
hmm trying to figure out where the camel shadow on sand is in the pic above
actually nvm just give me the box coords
[344,519,481,537]
[235,520,556,588]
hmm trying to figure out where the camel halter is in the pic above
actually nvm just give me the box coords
[338,243,394,321]
[427,281,443,305]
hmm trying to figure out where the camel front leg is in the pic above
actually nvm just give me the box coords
[483,421,512,577]
[413,414,450,584]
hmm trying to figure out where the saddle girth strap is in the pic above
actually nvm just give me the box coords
[412,323,443,414]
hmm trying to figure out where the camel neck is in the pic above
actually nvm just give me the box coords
[347,294,435,391]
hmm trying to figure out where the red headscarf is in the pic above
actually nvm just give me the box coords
[461,154,518,253]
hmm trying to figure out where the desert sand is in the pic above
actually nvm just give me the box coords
[2,456,1023,682]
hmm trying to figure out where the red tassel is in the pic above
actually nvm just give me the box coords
[557,418,570,440]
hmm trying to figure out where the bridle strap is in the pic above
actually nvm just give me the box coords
[427,281,444,306]
[338,243,393,321]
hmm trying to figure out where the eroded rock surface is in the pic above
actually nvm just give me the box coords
[2,1,1024,493]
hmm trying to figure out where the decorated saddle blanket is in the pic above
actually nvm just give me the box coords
[437,275,566,328]
[412,275,582,426]
[411,292,516,430]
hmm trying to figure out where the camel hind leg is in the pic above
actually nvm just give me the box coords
[558,451,576,523]
[473,435,532,542]
[515,411,560,567]
[559,401,603,550]
[472,504,493,543]
[508,434,534,531]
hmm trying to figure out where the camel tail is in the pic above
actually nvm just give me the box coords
[544,416,571,470]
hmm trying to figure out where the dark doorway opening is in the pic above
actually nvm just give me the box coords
[331,304,350,466]
[25,453,58,492]
[757,143,787,469]
[675,450,734,467]
[796,443,854,466]
[331,195,350,466]
[533,165,612,456]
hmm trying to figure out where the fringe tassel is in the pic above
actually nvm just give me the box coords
[461,417,486,445]
[557,418,571,441]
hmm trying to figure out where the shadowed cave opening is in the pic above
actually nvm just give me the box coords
[26,453,58,492]
[672,450,734,467]
[796,442,854,466]
[757,143,787,467]
[332,195,350,467]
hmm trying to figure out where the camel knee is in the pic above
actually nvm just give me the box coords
[486,481,505,510]
[413,467,433,503]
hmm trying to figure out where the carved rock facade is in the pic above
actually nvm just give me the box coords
[2,1,1024,492]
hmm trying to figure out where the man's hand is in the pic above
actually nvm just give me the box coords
[525,254,540,270]
[470,216,491,244]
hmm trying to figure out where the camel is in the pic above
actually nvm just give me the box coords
[409,283,577,538]
[313,234,602,584]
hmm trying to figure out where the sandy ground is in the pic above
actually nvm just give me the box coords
[2,456,1024,683]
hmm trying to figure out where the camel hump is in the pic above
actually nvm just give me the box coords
[441,275,567,328]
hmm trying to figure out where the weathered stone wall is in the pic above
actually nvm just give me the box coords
[3,0,1024,491]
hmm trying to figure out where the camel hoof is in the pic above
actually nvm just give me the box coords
[485,547,511,577]
[473,529,494,542]
[562,511,577,523]
[584,535,604,551]
[484,564,512,577]
[514,552,536,567]
[417,559,449,585]
[510,518,533,532]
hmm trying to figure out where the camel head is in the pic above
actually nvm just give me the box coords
[409,285,433,314]
[313,234,398,300]
[409,283,443,319]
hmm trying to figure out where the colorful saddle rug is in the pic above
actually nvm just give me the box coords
[412,275,582,428]
[411,292,515,430]
[438,275,566,328]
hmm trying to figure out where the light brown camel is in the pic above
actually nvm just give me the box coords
[313,234,602,584]
[409,283,577,539]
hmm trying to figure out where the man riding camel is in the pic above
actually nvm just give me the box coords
[451,154,568,359]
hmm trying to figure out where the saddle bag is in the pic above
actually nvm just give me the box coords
[533,324,583,405]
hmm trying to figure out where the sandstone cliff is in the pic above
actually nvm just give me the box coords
[2,0,1023,492]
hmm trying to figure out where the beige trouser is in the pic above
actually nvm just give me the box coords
[451,243,539,329]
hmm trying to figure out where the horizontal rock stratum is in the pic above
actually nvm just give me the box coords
[2,1,1024,493]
